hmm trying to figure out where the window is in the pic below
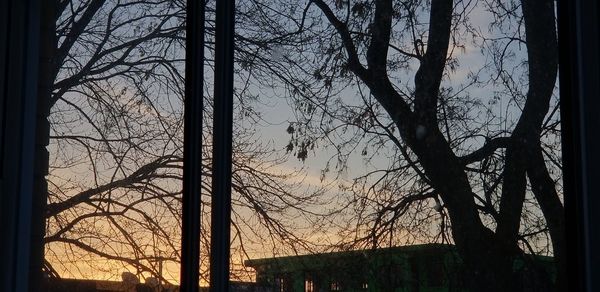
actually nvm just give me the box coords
[305,274,314,292]
[275,276,285,292]
[229,0,573,289]
[330,281,341,291]
[2,0,600,291]
[274,274,292,292]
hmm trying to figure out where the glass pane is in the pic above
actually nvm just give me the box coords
[45,0,186,290]
[230,0,563,291]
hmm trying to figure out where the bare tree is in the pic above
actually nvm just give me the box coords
[234,0,564,290]
[44,0,327,284]
[44,0,565,290]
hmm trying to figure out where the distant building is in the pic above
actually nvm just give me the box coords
[244,243,555,292]
[46,277,268,292]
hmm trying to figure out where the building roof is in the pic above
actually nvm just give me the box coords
[244,243,457,269]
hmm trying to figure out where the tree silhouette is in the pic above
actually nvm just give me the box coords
[235,0,564,290]
[43,0,565,290]
[44,0,327,284]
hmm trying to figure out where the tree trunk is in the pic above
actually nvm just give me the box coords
[528,144,566,291]
[315,0,561,289]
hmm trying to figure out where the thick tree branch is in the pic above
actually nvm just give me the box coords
[495,0,558,252]
[459,137,511,165]
[312,0,369,80]
[313,0,414,138]
[526,144,565,289]
[54,0,107,79]
[366,0,393,75]
[46,156,179,217]
[413,0,453,124]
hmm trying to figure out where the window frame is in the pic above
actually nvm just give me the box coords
[557,0,600,291]
[0,0,598,291]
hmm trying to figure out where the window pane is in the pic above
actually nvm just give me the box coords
[231,0,563,291]
[45,1,186,290]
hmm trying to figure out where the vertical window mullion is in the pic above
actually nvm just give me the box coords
[181,0,205,291]
[210,0,236,290]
